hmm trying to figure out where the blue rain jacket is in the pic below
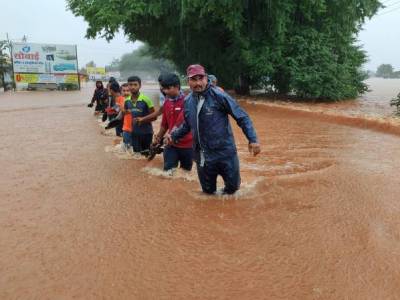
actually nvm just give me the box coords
[172,85,258,163]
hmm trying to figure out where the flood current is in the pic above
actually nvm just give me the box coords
[1,79,400,299]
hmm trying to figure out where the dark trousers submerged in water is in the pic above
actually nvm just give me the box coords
[196,154,241,195]
[163,146,193,171]
[115,123,123,137]
[131,133,153,153]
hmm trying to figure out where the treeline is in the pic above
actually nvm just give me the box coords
[105,45,176,80]
[68,0,381,100]
[375,64,400,79]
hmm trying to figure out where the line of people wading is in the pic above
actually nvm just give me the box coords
[88,64,261,195]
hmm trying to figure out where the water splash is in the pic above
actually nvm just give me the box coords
[104,143,126,154]
[142,167,197,181]
[101,129,116,136]
[104,143,146,160]
[187,176,267,201]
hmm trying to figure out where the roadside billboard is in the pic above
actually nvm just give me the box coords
[11,42,79,90]
[12,43,78,74]
[14,73,79,84]
[87,67,106,80]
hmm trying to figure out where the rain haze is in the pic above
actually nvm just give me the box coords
[0,0,399,71]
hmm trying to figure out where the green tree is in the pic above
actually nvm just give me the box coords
[86,61,96,68]
[393,71,400,79]
[105,58,120,72]
[376,64,394,78]
[68,0,381,99]
[114,44,175,78]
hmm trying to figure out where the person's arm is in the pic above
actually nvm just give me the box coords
[154,110,168,144]
[113,103,121,113]
[159,93,165,107]
[154,126,168,144]
[122,100,129,114]
[103,89,109,102]
[169,104,191,144]
[103,91,109,106]
[113,97,122,113]
[219,92,261,155]
[91,90,96,103]
[138,106,160,123]
[88,90,96,107]
[137,97,156,124]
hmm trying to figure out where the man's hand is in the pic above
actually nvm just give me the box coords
[248,143,261,156]
[164,133,173,145]
[87,103,93,108]
[136,117,143,125]
[153,134,162,145]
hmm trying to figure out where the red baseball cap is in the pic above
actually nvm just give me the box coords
[186,64,206,78]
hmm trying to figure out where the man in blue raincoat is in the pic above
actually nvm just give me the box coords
[167,64,261,195]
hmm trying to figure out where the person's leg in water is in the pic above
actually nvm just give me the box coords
[94,102,103,114]
[177,147,193,171]
[219,155,241,194]
[197,161,218,194]
[139,133,153,155]
[122,131,132,151]
[115,123,123,137]
[163,146,179,171]
[131,133,141,153]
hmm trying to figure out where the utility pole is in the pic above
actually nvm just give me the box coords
[0,42,4,91]
[75,45,81,91]
[6,33,16,91]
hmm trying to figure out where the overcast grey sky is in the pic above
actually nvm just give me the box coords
[358,0,400,71]
[0,0,141,68]
[0,0,399,71]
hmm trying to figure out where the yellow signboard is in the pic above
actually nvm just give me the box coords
[15,73,78,84]
[64,74,79,83]
[86,67,106,75]
[15,73,39,83]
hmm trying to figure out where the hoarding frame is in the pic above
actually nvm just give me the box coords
[11,42,80,91]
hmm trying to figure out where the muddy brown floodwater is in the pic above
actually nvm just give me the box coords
[1,84,400,299]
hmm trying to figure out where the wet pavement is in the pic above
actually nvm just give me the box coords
[1,84,400,299]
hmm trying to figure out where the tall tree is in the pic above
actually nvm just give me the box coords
[115,44,175,78]
[68,0,381,99]
[376,64,394,78]
[105,58,120,72]
[86,61,96,68]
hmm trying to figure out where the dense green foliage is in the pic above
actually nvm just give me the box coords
[79,46,175,79]
[108,45,176,78]
[376,64,393,78]
[68,0,381,99]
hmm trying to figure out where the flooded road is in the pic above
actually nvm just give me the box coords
[245,78,400,135]
[1,84,400,299]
